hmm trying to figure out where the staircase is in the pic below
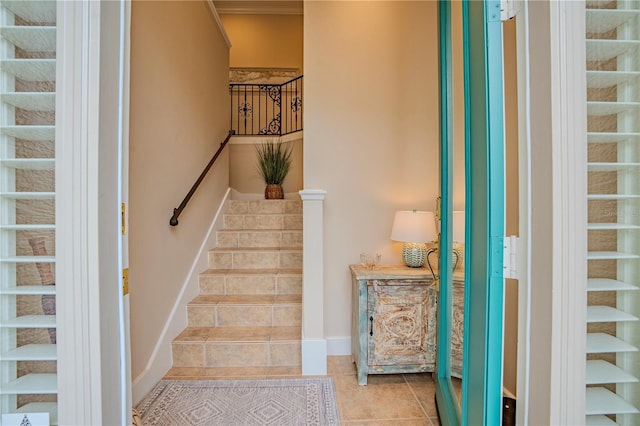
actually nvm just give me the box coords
[170,199,303,373]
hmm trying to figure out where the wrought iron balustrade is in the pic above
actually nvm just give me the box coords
[230,75,303,136]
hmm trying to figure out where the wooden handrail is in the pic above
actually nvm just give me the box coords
[169,130,235,226]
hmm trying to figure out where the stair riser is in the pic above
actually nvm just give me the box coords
[227,200,302,215]
[208,251,302,269]
[172,341,301,368]
[217,231,303,248]
[187,305,301,327]
[199,274,302,295]
[223,214,302,230]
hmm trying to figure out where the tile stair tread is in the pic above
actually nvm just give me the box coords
[163,365,302,379]
[174,326,301,343]
[200,268,302,275]
[209,247,302,252]
[217,229,303,232]
[188,294,301,305]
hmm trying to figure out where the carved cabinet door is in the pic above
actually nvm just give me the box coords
[367,280,436,367]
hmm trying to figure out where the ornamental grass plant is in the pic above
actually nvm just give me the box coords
[255,139,293,185]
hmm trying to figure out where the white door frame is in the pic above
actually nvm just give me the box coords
[514,1,587,424]
[56,1,131,424]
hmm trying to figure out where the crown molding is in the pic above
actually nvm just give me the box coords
[207,0,232,48]
[213,1,303,15]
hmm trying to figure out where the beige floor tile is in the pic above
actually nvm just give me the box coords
[403,373,439,419]
[341,419,433,425]
[333,374,426,422]
[327,355,357,375]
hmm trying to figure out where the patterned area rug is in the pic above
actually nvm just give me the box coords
[136,378,340,426]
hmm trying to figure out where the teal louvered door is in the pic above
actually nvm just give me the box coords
[0,0,58,423]
[585,2,640,425]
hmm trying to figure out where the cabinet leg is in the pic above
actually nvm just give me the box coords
[357,371,368,386]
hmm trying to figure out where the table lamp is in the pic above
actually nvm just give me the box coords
[390,210,437,267]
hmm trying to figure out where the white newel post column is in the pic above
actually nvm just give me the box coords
[299,189,327,375]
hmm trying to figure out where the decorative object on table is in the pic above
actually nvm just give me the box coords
[360,252,381,270]
[427,210,466,279]
[390,210,437,267]
[255,138,293,199]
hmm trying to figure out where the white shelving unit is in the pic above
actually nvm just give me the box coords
[0,0,58,423]
[586,2,640,424]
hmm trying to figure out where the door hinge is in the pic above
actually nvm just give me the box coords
[503,236,519,279]
[123,268,129,295]
[121,203,127,235]
[500,0,518,21]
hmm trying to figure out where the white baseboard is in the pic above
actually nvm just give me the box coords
[131,188,231,404]
[302,339,327,375]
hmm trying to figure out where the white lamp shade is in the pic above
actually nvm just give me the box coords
[390,210,437,243]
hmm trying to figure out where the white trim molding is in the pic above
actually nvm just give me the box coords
[213,0,303,15]
[207,0,232,48]
[55,1,104,423]
[299,189,327,375]
[548,0,587,423]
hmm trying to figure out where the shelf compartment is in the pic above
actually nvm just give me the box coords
[588,223,640,230]
[587,40,640,62]
[1,92,56,111]
[587,332,639,354]
[2,1,57,24]
[0,59,56,81]
[0,192,55,200]
[588,278,639,292]
[0,125,55,141]
[0,373,57,395]
[586,9,640,34]
[0,27,56,52]
[0,256,55,263]
[588,194,640,201]
[587,305,639,323]
[1,344,57,361]
[587,101,640,116]
[0,159,55,170]
[588,162,640,171]
[588,251,640,260]
[0,224,55,231]
[587,70,640,89]
[587,360,639,385]
[586,387,639,415]
[0,315,56,329]
[585,415,618,426]
[588,132,640,144]
[1,285,56,295]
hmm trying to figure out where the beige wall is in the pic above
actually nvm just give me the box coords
[229,138,303,195]
[128,0,230,379]
[221,13,304,196]
[305,1,440,339]
[220,13,303,71]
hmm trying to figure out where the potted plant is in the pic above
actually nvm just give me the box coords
[255,138,293,199]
